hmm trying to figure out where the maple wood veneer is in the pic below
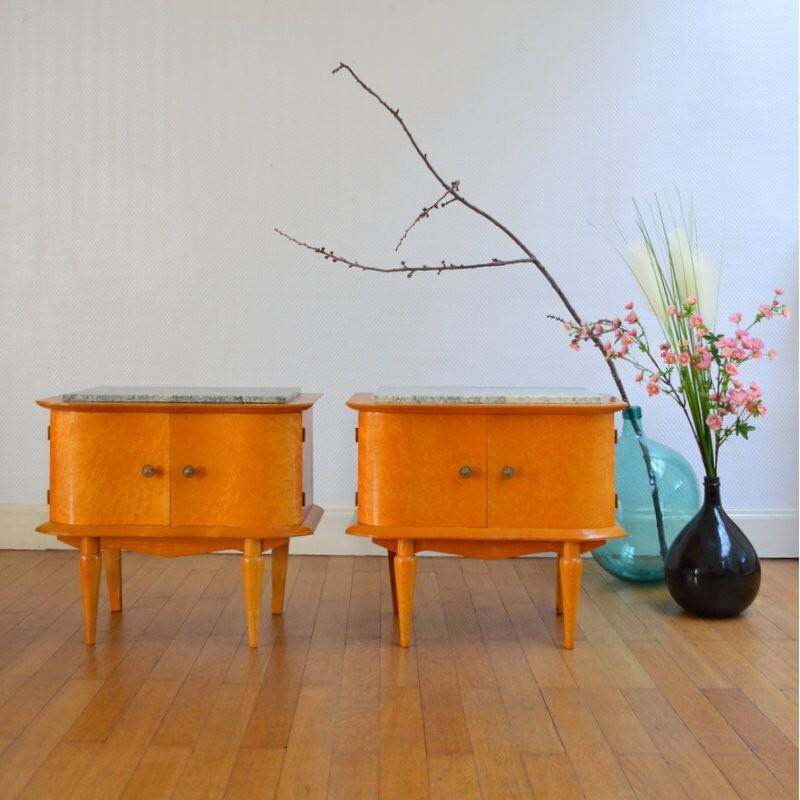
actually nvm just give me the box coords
[346,393,627,649]
[36,392,322,646]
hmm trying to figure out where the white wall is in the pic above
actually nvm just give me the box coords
[1,1,797,550]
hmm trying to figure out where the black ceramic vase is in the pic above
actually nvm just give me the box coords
[665,476,760,617]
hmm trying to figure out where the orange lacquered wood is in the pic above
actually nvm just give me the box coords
[57,534,293,557]
[357,412,486,527]
[346,393,625,650]
[38,505,320,541]
[349,521,627,542]
[170,413,301,527]
[50,411,170,525]
[487,414,615,528]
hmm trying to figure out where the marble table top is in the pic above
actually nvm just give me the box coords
[60,386,302,404]
[372,386,613,404]
[372,386,614,404]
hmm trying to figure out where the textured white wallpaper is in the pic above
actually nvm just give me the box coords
[1,0,797,516]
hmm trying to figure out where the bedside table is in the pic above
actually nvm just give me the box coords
[37,387,322,647]
[346,387,627,649]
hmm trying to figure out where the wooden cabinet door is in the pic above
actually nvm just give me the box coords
[487,414,615,529]
[50,411,170,525]
[170,413,302,528]
[357,412,486,527]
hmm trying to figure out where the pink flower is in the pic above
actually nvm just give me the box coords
[634,372,644,383]
[563,322,572,331]
[593,324,603,335]
[732,379,743,389]
[783,307,791,318]
[649,372,660,383]
[731,348,746,360]
[646,383,660,396]
[769,349,778,360]
[685,295,697,306]
[570,342,580,352]
[758,405,767,416]
[729,312,742,324]
[689,314,704,328]
[706,414,722,431]
[749,381,762,397]
[678,352,691,366]
[624,311,638,324]
[775,287,784,295]
[667,305,676,316]
[749,337,764,351]
[759,304,773,318]
[725,363,739,376]
[662,352,676,364]
[624,301,634,310]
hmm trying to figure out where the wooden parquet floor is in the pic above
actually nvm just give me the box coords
[0,550,796,799]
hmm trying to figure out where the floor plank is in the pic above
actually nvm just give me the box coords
[0,551,794,799]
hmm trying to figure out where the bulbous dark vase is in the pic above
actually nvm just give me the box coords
[665,476,760,617]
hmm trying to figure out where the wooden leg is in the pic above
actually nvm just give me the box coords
[104,548,122,612]
[242,538,264,648]
[555,557,563,615]
[388,550,398,614]
[559,542,582,650]
[394,539,416,647]
[270,541,289,615]
[79,537,102,645]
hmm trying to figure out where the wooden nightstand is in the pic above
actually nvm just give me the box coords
[37,387,322,647]
[346,388,627,649]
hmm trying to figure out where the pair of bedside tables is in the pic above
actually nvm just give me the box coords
[36,386,626,650]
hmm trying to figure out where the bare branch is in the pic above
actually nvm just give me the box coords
[275,228,534,276]
[395,184,458,251]
[329,61,629,403]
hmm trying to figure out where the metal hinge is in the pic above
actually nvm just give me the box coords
[302,491,306,506]
[614,428,618,444]
[47,426,50,441]
[615,494,618,509]
[354,427,358,442]
[354,491,358,506]
[302,427,306,443]
[47,489,50,504]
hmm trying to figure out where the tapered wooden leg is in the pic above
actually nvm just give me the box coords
[388,550,398,614]
[270,541,289,615]
[394,539,416,647]
[555,557,563,615]
[79,537,102,645]
[242,538,264,648]
[559,542,582,650]
[104,548,122,612]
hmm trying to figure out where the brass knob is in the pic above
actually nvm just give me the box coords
[182,465,197,479]
[502,466,515,479]
[141,464,155,478]
[459,466,473,479]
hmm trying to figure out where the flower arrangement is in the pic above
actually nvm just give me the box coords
[563,203,789,478]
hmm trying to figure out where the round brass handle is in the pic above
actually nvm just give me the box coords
[141,464,155,478]
[459,466,474,479]
[502,466,515,479]
[182,465,197,479]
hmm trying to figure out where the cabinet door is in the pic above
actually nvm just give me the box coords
[488,414,615,529]
[357,412,486,527]
[170,413,302,527]
[50,411,170,525]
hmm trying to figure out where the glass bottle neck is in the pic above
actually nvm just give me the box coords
[703,476,722,505]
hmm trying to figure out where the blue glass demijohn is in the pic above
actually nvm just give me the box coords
[593,406,701,582]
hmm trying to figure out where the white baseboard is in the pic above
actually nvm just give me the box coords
[1,504,797,558]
